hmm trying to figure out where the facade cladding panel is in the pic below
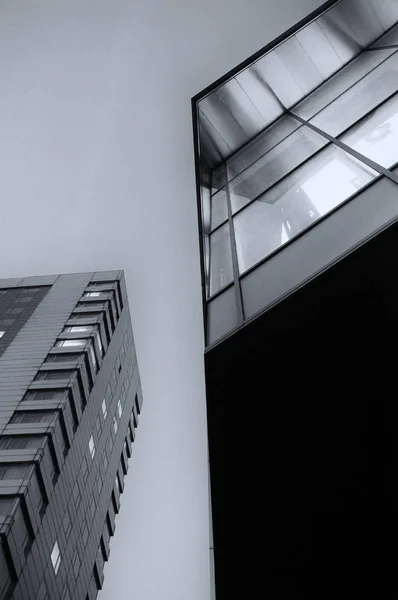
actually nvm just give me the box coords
[192,1,398,598]
[0,271,143,600]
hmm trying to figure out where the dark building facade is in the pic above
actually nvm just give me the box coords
[0,271,143,600]
[192,1,398,597]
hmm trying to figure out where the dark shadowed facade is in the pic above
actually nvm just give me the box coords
[0,271,142,600]
[192,0,398,597]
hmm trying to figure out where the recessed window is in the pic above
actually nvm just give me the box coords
[88,343,98,371]
[0,436,43,450]
[84,292,102,298]
[11,411,54,424]
[95,329,103,356]
[101,399,107,420]
[45,353,80,363]
[81,520,89,546]
[62,510,72,539]
[35,370,74,381]
[72,481,81,508]
[89,436,95,459]
[0,497,16,516]
[117,399,122,419]
[113,416,118,435]
[0,319,14,328]
[24,390,65,401]
[63,325,93,334]
[55,339,86,348]
[0,465,30,480]
[115,475,122,495]
[51,541,61,574]
[0,331,4,338]
[6,307,23,315]
[15,297,32,303]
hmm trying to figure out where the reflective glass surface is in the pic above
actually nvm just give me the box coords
[228,126,328,214]
[233,145,377,273]
[308,50,398,137]
[209,223,233,296]
[340,92,398,168]
[211,189,228,230]
[293,49,394,121]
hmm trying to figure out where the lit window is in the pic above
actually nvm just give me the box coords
[117,399,122,419]
[51,541,61,574]
[95,329,103,356]
[84,292,101,298]
[55,340,85,348]
[113,416,118,435]
[102,399,107,420]
[115,475,121,494]
[88,343,98,371]
[0,332,4,338]
[63,326,92,334]
[89,436,95,459]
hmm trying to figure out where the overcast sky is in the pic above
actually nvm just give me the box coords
[0,0,324,598]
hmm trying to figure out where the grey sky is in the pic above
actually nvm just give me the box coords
[0,0,324,598]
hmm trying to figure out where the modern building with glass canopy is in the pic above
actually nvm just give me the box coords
[192,1,398,598]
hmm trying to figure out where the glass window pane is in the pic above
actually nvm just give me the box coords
[228,126,328,214]
[293,49,394,122]
[339,93,398,169]
[211,190,228,230]
[308,50,398,137]
[233,145,377,273]
[209,223,233,296]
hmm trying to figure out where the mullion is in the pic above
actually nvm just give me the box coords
[289,111,398,185]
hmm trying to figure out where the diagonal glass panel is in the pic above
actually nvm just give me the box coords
[211,189,228,231]
[228,125,328,214]
[293,48,395,121]
[307,50,398,137]
[339,92,398,168]
[233,144,378,274]
[209,223,233,296]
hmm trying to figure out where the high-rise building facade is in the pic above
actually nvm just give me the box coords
[0,271,142,600]
[192,0,398,597]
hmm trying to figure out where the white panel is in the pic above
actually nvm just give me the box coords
[242,177,398,319]
[255,50,303,108]
[296,21,343,80]
[200,96,246,155]
[276,36,323,95]
[236,68,283,124]
[370,0,398,31]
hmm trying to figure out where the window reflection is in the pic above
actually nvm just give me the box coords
[228,125,327,214]
[340,93,398,168]
[234,146,377,273]
[211,189,228,230]
[209,223,233,296]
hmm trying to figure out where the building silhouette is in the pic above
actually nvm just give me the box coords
[192,0,398,597]
[0,271,142,600]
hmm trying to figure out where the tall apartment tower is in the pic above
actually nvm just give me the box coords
[0,270,142,600]
[192,0,398,597]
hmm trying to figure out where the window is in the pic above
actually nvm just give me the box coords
[55,339,86,348]
[0,319,14,327]
[72,549,81,577]
[0,497,16,516]
[6,307,23,315]
[0,332,4,338]
[88,282,113,291]
[102,399,107,420]
[51,541,61,574]
[0,436,43,450]
[115,475,122,495]
[77,302,106,309]
[113,416,118,435]
[35,370,74,381]
[87,342,98,371]
[24,390,65,401]
[117,399,122,419]
[84,292,102,298]
[134,394,140,415]
[63,325,93,334]
[103,452,108,472]
[89,436,95,459]
[95,329,103,356]
[209,223,233,296]
[11,411,54,424]
[15,297,32,303]
[45,353,80,363]
[71,312,101,320]
[96,473,102,495]
[95,415,101,438]
[89,494,96,520]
